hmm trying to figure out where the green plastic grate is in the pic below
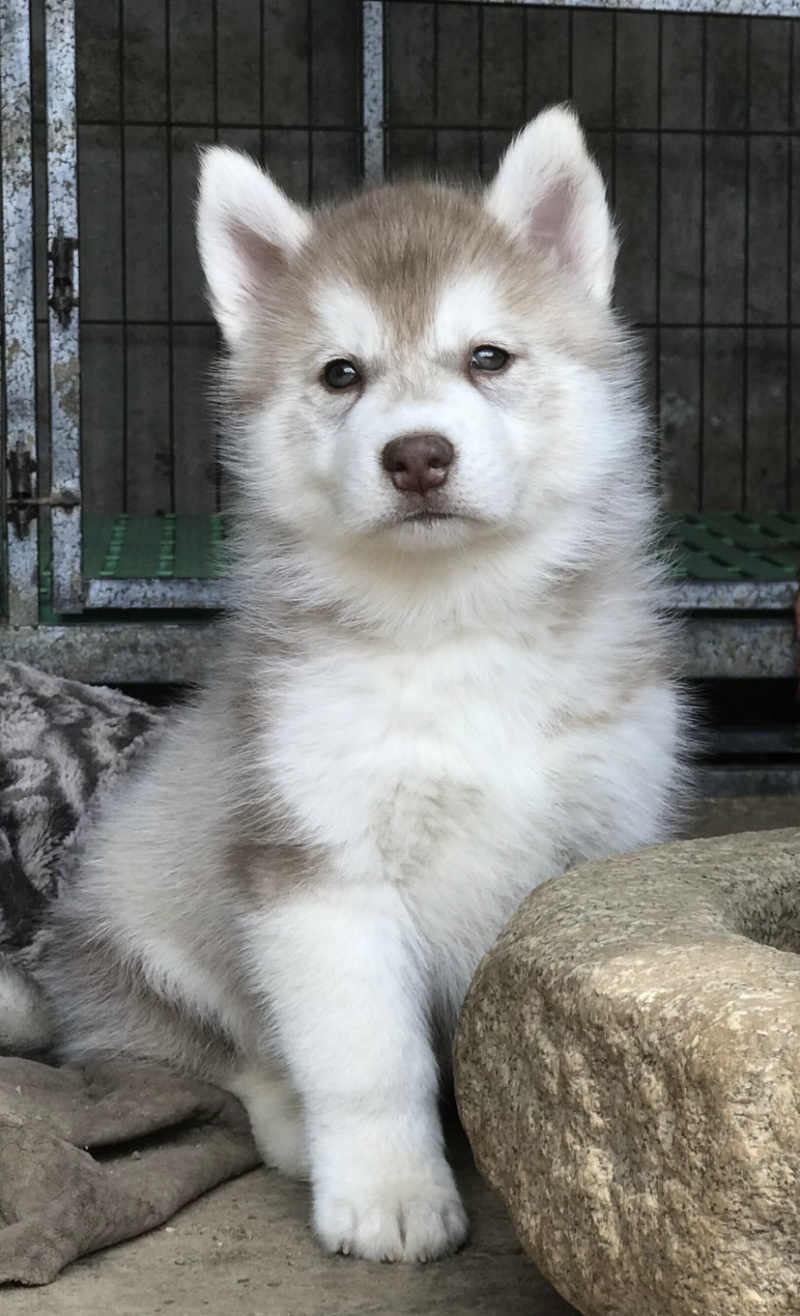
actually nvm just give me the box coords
[37,512,800,602]
[664,513,800,582]
[85,514,228,579]
[84,512,800,584]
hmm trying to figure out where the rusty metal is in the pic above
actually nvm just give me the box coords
[7,444,80,534]
[6,446,36,533]
[48,226,79,328]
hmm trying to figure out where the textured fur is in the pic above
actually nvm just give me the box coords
[37,108,689,1262]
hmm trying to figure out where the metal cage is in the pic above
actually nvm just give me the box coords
[1,0,799,682]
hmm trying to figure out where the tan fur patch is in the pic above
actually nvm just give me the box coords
[230,181,630,407]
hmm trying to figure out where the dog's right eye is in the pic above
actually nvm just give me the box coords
[323,359,361,390]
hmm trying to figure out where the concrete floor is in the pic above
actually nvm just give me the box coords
[3,796,799,1315]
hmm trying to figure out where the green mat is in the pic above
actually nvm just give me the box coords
[85,514,227,579]
[664,512,800,583]
[40,511,800,589]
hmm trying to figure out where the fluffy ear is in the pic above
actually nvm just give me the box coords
[196,146,312,345]
[486,106,617,304]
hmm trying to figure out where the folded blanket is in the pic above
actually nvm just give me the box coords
[0,662,259,1284]
[0,1056,260,1286]
[0,660,166,967]
[0,660,167,1050]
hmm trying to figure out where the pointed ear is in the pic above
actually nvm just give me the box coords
[196,146,312,346]
[486,106,617,305]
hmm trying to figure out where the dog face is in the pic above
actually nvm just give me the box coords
[197,109,634,556]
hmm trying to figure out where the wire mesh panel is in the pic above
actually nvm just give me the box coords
[383,0,800,517]
[73,0,362,525]
[3,0,800,683]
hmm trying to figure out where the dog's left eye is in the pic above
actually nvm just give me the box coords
[469,345,509,373]
[323,359,361,390]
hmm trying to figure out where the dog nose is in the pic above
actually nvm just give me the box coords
[381,433,454,495]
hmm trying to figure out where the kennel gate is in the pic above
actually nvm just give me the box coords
[1,0,799,684]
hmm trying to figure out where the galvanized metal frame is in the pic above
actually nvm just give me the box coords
[46,0,83,613]
[40,0,220,613]
[84,576,226,610]
[1,0,39,627]
[461,0,796,11]
[362,0,386,187]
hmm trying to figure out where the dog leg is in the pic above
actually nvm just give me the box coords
[227,1063,310,1179]
[249,884,468,1262]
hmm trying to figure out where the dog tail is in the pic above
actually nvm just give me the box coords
[0,958,53,1055]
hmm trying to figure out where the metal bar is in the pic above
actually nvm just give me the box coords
[432,1,798,16]
[787,19,795,510]
[45,0,83,613]
[211,0,224,515]
[610,9,618,210]
[740,16,752,509]
[166,0,176,512]
[306,0,313,201]
[64,119,800,140]
[75,574,800,615]
[118,0,129,512]
[477,0,485,177]
[83,576,226,609]
[362,0,385,185]
[668,581,800,610]
[68,317,800,330]
[0,0,39,626]
[432,0,439,172]
[654,13,663,458]
[698,13,708,509]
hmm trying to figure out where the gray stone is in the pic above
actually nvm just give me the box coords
[454,828,800,1316]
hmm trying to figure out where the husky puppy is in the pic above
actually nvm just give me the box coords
[37,108,687,1262]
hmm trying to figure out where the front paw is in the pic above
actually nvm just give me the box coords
[314,1174,468,1262]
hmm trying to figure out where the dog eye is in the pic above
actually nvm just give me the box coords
[469,345,509,373]
[323,359,361,390]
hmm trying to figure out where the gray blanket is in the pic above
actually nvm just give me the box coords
[0,660,165,967]
[0,661,260,1286]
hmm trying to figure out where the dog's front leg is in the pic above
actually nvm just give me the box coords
[251,883,468,1262]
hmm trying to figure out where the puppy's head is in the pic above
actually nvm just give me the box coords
[197,108,634,557]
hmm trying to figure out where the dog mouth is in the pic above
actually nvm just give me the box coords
[374,496,485,536]
[401,510,461,524]
[372,503,491,542]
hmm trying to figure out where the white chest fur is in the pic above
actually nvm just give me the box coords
[253,601,680,970]
[260,629,569,932]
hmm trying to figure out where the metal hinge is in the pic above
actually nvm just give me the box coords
[6,446,80,536]
[48,226,79,327]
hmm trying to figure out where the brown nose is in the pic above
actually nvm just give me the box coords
[381,433,454,495]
